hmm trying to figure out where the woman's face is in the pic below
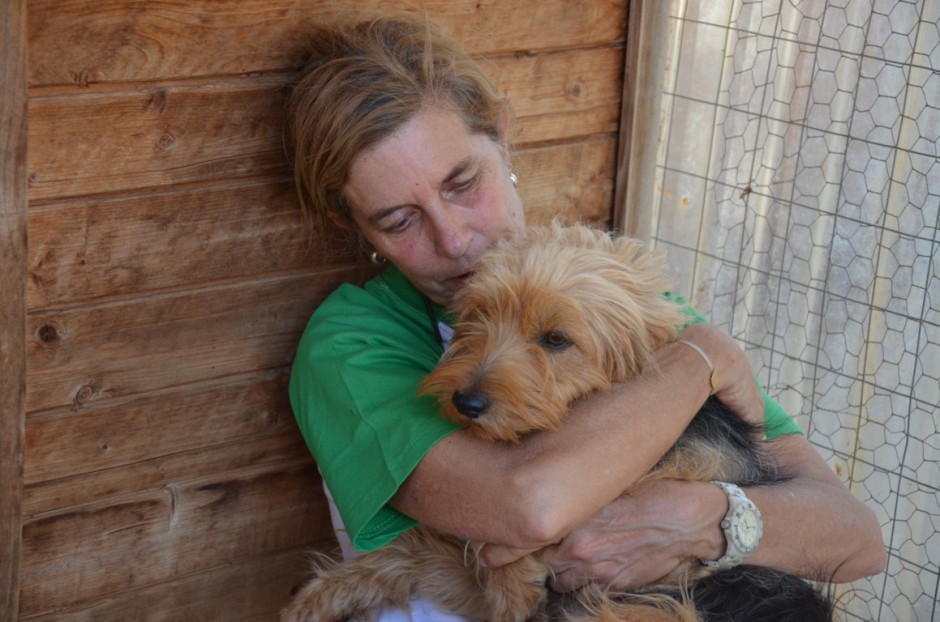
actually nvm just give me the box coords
[342,104,526,305]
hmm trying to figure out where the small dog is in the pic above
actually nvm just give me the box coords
[283,223,832,622]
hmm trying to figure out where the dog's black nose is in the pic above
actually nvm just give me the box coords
[452,391,491,419]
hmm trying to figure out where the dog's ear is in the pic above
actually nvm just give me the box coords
[600,234,686,370]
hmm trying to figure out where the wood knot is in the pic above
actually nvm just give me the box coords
[147,88,169,113]
[37,324,59,343]
[72,382,113,411]
[158,132,176,150]
[71,69,100,88]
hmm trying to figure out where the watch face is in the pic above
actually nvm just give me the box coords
[736,507,760,548]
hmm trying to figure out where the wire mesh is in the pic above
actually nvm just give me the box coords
[650,1,939,620]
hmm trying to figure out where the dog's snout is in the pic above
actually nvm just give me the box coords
[451,391,491,419]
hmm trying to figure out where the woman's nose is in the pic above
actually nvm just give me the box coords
[433,206,472,259]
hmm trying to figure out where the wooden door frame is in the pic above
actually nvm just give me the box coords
[1,0,26,618]
[614,0,670,240]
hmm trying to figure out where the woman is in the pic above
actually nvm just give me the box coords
[285,13,885,620]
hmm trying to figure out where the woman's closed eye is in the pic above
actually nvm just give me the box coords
[445,171,481,198]
[379,207,418,234]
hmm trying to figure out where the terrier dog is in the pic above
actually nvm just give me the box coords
[282,223,832,622]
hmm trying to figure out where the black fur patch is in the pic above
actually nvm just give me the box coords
[689,564,834,622]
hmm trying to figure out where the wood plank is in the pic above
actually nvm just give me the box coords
[27,0,625,87]
[0,0,27,618]
[440,0,624,57]
[27,76,289,202]
[26,179,352,309]
[517,136,618,227]
[28,48,622,202]
[25,267,364,413]
[23,427,314,517]
[21,547,330,621]
[19,462,331,616]
[498,47,624,146]
[24,371,297,485]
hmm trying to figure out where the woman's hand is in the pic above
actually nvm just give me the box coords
[675,323,765,427]
[477,479,725,583]
[539,479,727,591]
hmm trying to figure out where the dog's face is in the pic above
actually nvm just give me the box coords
[419,223,685,443]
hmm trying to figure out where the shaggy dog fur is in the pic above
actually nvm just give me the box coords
[282,223,832,622]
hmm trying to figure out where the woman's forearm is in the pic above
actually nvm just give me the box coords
[502,338,714,544]
[744,434,887,582]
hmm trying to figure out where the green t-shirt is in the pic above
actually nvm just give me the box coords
[289,267,801,552]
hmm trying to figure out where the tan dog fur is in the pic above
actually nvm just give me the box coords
[283,223,733,622]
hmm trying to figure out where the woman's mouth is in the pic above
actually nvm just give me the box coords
[447,272,474,287]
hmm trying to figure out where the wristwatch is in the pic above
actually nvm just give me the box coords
[702,481,763,570]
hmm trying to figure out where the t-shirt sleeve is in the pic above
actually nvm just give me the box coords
[289,283,460,552]
[665,292,803,439]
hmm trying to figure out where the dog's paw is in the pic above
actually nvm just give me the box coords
[484,562,550,622]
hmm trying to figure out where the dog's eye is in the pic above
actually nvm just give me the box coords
[539,331,572,351]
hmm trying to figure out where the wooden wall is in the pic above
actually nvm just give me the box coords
[2,0,630,618]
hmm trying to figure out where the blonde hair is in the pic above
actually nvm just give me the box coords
[285,13,508,238]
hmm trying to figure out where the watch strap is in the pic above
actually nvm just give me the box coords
[702,481,762,570]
